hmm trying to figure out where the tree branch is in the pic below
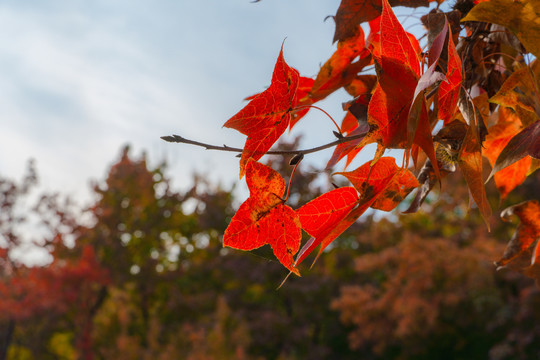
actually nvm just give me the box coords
[160,132,368,156]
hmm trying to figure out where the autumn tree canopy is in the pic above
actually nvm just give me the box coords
[3,145,539,359]
[163,0,540,284]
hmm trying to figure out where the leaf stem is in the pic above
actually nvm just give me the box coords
[293,105,341,134]
[161,131,368,156]
[283,158,302,202]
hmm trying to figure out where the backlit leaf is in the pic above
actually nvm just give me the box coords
[378,0,421,76]
[408,15,447,150]
[360,0,438,174]
[365,57,439,176]
[295,187,359,265]
[224,46,300,178]
[370,165,419,211]
[223,161,301,274]
[341,111,361,134]
[337,157,418,212]
[289,76,316,130]
[311,27,370,102]
[296,157,417,266]
[344,75,378,98]
[438,25,463,125]
[483,110,531,199]
[327,124,369,169]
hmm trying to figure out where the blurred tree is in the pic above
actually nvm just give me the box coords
[77,145,202,357]
[82,142,364,359]
[3,145,540,360]
[332,172,540,359]
[0,162,109,360]
[0,161,37,360]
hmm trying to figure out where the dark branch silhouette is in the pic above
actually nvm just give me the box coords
[160,132,368,156]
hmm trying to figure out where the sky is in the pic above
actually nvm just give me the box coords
[0,0,443,265]
[0,0,365,207]
[0,0,435,210]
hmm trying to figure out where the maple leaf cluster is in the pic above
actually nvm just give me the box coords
[165,0,540,282]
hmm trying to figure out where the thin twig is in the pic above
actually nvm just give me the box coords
[294,105,342,134]
[161,132,368,156]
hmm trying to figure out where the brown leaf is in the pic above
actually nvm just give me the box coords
[458,123,492,228]
[421,10,462,48]
[496,200,540,285]
[462,0,540,58]
[333,0,430,43]
[488,119,540,181]
[458,90,488,144]
[404,121,464,213]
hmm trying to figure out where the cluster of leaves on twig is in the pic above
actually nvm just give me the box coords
[163,0,540,284]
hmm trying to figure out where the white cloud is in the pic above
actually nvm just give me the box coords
[0,1,353,209]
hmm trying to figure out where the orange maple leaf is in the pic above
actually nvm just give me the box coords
[311,26,371,102]
[484,110,532,199]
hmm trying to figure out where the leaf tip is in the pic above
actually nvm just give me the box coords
[277,267,300,290]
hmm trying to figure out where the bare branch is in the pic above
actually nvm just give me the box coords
[160,132,368,157]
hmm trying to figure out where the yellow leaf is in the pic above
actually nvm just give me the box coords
[462,0,540,58]
[489,61,540,126]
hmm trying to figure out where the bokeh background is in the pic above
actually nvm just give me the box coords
[2,1,540,359]
[1,0,345,205]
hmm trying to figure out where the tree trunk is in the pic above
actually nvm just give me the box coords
[0,319,15,360]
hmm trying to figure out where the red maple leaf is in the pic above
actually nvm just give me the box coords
[223,160,302,274]
[245,75,315,131]
[289,76,315,130]
[327,123,368,169]
[438,25,462,125]
[295,157,418,266]
[361,0,438,175]
[224,46,300,178]
[310,26,370,102]
[295,187,360,265]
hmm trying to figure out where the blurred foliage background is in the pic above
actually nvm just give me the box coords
[1,142,540,360]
